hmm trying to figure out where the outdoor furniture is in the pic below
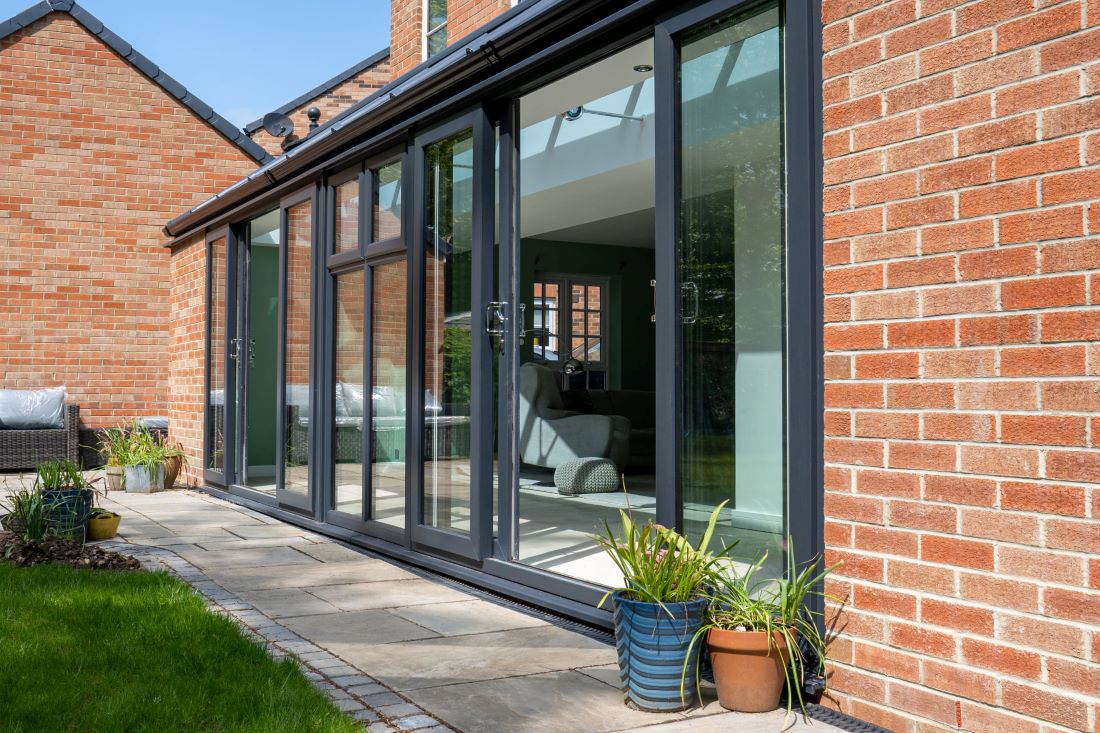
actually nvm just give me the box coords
[554,457,620,495]
[0,387,79,470]
[518,363,630,471]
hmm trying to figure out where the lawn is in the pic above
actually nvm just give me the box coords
[0,563,359,733]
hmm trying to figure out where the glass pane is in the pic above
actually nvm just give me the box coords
[371,259,407,527]
[243,211,281,493]
[334,178,360,253]
[427,0,447,29]
[284,201,312,497]
[206,237,226,473]
[372,160,402,243]
[424,129,474,534]
[515,38,656,586]
[427,26,448,58]
[334,269,365,515]
[680,3,785,578]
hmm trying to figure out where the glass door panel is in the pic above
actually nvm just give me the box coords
[205,235,227,478]
[423,128,475,535]
[332,268,366,516]
[370,258,408,527]
[678,2,786,576]
[280,197,314,507]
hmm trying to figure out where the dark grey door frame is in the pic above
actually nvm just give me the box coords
[654,0,825,583]
[409,107,495,563]
[275,185,317,513]
[203,225,230,488]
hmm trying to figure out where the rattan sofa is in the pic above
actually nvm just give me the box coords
[0,404,79,471]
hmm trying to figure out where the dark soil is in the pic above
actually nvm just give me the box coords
[0,533,141,571]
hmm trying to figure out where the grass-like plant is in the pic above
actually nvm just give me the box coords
[595,500,735,608]
[687,541,840,714]
[100,423,171,470]
[35,459,93,491]
[1,485,57,541]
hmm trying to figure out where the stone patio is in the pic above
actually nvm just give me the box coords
[1,475,843,733]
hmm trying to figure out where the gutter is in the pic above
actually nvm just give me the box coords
[163,0,591,241]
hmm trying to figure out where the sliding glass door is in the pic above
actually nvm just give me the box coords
[412,111,495,561]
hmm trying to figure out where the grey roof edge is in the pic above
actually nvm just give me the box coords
[242,47,391,135]
[1,0,272,165]
[164,0,569,240]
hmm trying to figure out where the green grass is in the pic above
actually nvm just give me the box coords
[0,563,360,733]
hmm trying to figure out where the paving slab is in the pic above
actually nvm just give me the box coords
[176,545,320,569]
[204,559,417,591]
[236,588,342,618]
[388,599,549,636]
[296,542,382,563]
[337,625,616,691]
[283,609,440,647]
[307,579,473,611]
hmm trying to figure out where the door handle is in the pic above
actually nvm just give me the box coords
[485,301,507,336]
[682,281,699,324]
[229,337,242,362]
[248,338,256,366]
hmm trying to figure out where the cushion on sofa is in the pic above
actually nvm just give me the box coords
[342,384,365,417]
[0,387,66,429]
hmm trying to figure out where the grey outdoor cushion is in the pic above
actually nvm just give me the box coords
[554,457,620,495]
[0,387,66,429]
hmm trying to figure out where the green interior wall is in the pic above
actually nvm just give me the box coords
[246,245,279,470]
[519,238,655,391]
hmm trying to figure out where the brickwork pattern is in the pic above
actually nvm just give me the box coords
[0,13,257,429]
[168,235,207,485]
[250,58,390,158]
[388,0,511,80]
[820,1,1100,732]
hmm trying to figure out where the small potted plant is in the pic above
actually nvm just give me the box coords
[161,438,188,490]
[98,426,131,491]
[35,459,96,539]
[87,507,121,540]
[692,542,837,714]
[121,425,166,493]
[594,502,733,712]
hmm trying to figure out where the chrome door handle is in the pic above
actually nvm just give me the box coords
[682,281,699,324]
[229,337,242,362]
[485,301,507,336]
[248,339,256,366]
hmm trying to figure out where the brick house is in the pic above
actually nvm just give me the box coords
[5,0,1099,731]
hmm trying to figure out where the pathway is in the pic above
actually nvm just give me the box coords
[2,475,843,733]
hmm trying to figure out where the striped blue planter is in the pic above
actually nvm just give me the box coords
[612,590,708,712]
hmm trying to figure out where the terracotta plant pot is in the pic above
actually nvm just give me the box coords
[163,455,182,491]
[87,511,121,540]
[707,627,792,713]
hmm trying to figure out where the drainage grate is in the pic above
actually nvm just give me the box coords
[807,703,895,733]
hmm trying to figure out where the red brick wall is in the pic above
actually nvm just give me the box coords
[249,58,390,157]
[0,13,257,436]
[389,0,511,80]
[168,234,206,485]
[821,1,1100,731]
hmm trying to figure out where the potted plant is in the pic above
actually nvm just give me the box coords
[692,543,837,714]
[121,425,166,493]
[35,459,96,539]
[87,507,121,540]
[594,501,733,712]
[161,438,188,490]
[98,426,130,491]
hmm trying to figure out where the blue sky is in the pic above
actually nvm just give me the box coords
[1,0,392,127]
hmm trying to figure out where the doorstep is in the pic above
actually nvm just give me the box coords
[1,474,846,733]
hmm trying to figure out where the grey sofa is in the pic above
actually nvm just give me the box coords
[0,387,79,470]
[518,363,631,471]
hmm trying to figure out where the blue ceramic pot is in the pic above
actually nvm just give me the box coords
[41,487,93,539]
[612,590,708,712]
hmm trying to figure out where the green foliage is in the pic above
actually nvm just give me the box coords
[688,542,840,715]
[1,485,57,541]
[0,564,359,732]
[595,501,735,608]
[35,459,92,491]
[441,327,472,406]
[99,423,174,470]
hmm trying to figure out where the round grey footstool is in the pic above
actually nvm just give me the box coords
[554,457,620,495]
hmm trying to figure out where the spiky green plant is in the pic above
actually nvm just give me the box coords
[34,459,92,491]
[594,500,735,609]
[1,485,59,541]
[684,540,840,716]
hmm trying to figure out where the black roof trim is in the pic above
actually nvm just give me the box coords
[242,47,390,135]
[0,0,272,164]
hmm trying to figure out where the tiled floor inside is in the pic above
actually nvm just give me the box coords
[0,474,842,733]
